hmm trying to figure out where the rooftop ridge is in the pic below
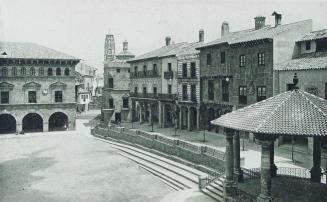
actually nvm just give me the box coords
[301,91,327,117]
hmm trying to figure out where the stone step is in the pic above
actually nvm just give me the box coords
[116,146,199,184]
[210,182,224,193]
[118,152,198,190]
[206,184,223,196]
[202,188,223,202]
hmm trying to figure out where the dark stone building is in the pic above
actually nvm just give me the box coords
[0,41,80,134]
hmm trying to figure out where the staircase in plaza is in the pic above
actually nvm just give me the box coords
[93,136,225,201]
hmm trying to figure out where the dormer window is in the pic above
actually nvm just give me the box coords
[305,41,311,50]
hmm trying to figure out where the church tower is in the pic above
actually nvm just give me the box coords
[104,33,115,61]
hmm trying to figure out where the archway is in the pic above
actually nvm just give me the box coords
[49,112,68,131]
[22,113,43,132]
[0,114,16,134]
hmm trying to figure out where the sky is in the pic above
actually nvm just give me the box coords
[1,0,327,73]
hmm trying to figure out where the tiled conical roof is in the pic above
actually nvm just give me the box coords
[211,90,327,136]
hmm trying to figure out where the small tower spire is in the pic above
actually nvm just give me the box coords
[104,32,115,61]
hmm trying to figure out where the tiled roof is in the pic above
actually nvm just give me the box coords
[0,41,79,60]
[128,42,187,62]
[176,41,204,57]
[297,29,327,42]
[211,90,327,136]
[116,50,134,56]
[275,55,327,71]
[198,19,312,48]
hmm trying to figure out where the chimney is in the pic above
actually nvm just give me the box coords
[165,36,171,46]
[199,29,204,42]
[123,40,128,51]
[272,11,282,27]
[254,15,266,30]
[221,21,229,38]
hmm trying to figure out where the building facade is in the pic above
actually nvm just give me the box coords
[102,34,135,124]
[275,29,327,152]
[197,13,312,131]
[128,37,189,128]
[0,42,80,134]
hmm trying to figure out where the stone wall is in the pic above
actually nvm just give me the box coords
[93,126,227,171]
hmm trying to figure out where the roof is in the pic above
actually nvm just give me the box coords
[0,41,79,60]
[275,54,327,71]
[297,29,327,42]
[198,19,312,49]
[116,50,134,57]
[211,90,327,136]
[176,41,204,57]
[128,42,187,62]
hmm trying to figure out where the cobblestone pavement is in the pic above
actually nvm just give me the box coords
[0,120,174,202]
[121,122,327,172]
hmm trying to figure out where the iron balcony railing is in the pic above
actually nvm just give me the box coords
[129,92,159,99]
[130,70,160,78]
[164,71,174,79]
[158,93,177,101]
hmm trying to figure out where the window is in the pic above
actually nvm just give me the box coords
[116,68,120,73]
[12,67,17,76]
[1,67,8,76]
[168,63,172,72]
[28,91,37,103]
[0,91,9,104]
[56,68,61,76]
[182,63,187,78]
[239,86,247,105]
[143,65,147,72]
[191,62,196,77]
[182,85,188,100]
[21,67,26,75]
[222,80,229,102]
[208,80,214,101]
[55,91,63,102]
[258,52,265,66]
[257,86,267,102]
[153,87,157,95]
[64,68,70,76]
[221,52,226,64]
[239,55,246,67]
[39,67,44,76]
[153,64,157,74]
[123,98,129,108]
[168,84,172,94]
[108,78,113,88]
[206,53,211,66]
[48,68,53,76]
[134,66,138,72]
[109,98,114,109]
[128,69,130,73]
[30,67,35,76]
[143,87,147,95]
[191,85,196,101]
[305,41,311,50]
[134,86,138,93]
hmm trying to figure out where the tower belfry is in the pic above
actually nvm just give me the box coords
[104,33,115,61]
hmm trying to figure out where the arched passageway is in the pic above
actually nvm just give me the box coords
[22,113,43,132]
[49,112,68,131]
[0,114,16,134]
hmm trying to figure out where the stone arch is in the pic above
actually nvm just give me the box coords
[0,113,16,134]
[22,113,43,132]
[49,112,69,131]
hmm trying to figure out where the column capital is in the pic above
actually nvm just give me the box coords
[254,133,277,145]
[224,127,235,137]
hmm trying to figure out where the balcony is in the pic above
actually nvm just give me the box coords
[159,93,177,101]
[129,92,158,99]
[130,70,160,78]
[164,71,174,79]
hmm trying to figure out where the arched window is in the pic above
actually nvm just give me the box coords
[21,67,26,75]
[48,68,53,76]
[30,67,35,76]
[39,67,44,76]
[1,67,8,76]
[56,68,61,76]
[12,67,17,76]
[64,68,70,76]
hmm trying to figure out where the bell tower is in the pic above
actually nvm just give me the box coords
[104,33,115,61]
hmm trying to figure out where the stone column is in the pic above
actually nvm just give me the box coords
[224,128,237,200]
[158,101,162,127]
[196,107,200,131]
[139,104,143,124]
[162,104,166,128]
[257,140,273,202]
[308,137,314,154]
[43,122,49,132]
[310,137,322,182]
[179,106,182,130]
[148,104,152,126]
[233,131,243,182]
[187,107,191,131]
[270,142,277,177]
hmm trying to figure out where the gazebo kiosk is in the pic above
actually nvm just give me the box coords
[211,76,327,201]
